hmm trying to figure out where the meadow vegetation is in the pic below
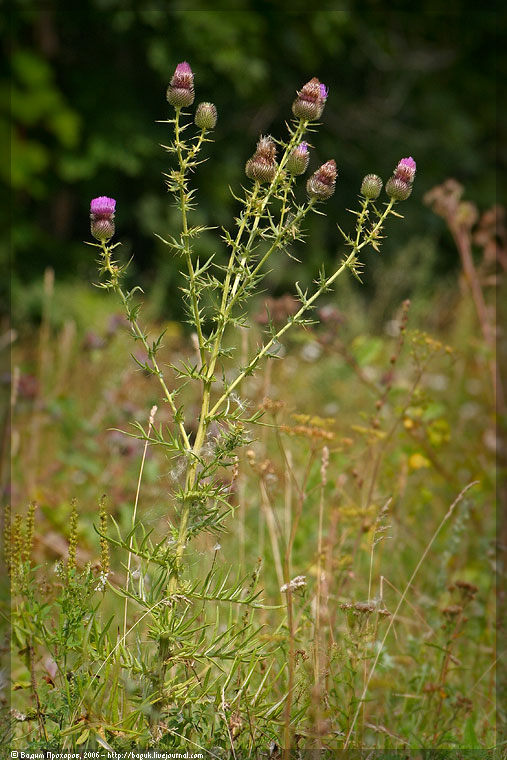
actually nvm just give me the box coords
[5,59,501,755]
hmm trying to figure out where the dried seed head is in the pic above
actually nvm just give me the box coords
[354,601,376,614]
[292,77,328,121]
[12,514,23,578]
[306,159,337,200]
[320,445,329,486]
[23,502,36,563]
[3,503,11,576]
[442,604,463,618]
[195,102,217,131]
[67,499,78,574]
[98,494,110,579]
[166,61,195,108]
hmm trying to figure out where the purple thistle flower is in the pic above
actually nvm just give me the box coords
[385,157,416,202]
[90,196,116,241]
[394,157,417,184]
[90,196,116,217]
[175,61,192,75]
[167,61,195,108]
[292,77,328,121]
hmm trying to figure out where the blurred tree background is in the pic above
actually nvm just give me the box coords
[5,4,498,327]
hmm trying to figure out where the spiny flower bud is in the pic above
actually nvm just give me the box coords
[90,196,116,241]
[166,61,195,108]
[385,177,412,201]
[292,77,328,121]
[195,102,217,130]
[360,174,383,199]
[286,142,310,175]
[245,135,278,184]
[306,159,337,200]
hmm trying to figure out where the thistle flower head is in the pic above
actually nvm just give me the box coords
[306,159,337,200]
[385,157,416,201]
[245,135,278,184]
[90,196,116,241]
[90,196,116,217]
[360,174,383,200]
[385,176,412,201]
[195,102,217,131]
[174,61,192,76]
[286,141,310,175]
[292,77,328,121]
[167,60,195,108]
[394,156,417,184]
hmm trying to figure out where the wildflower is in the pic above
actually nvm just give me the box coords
[195,102,217,130]
[306,159,337,200]
[280,575,306,593]
[286,142,310,175]
[385,157,416,201]
[166,61,195,108]
[361,173,383,199]
[292,77,328,121]
[395,156,417,184]
[95,571,109,593]
[90,196,116,241]
[245,135,278,184]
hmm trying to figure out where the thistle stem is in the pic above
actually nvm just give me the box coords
[188,121,309,474]
[100,243,191,451]
[174,108,206,367]
[207,198,395,419]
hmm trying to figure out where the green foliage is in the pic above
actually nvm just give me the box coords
[9,298,497,750]
[6,10,500,752]
[7,7,498,309]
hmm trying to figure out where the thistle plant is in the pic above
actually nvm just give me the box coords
[84,62,416,746]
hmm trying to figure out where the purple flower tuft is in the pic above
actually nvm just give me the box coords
[399,157,416,170]
[167,61,195,108]
[319,84,329,100]
[394,157,417,184]
[175,61,192,74]
[90,196,116,241]
[385,157,416,201]
[90,196,116,217]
